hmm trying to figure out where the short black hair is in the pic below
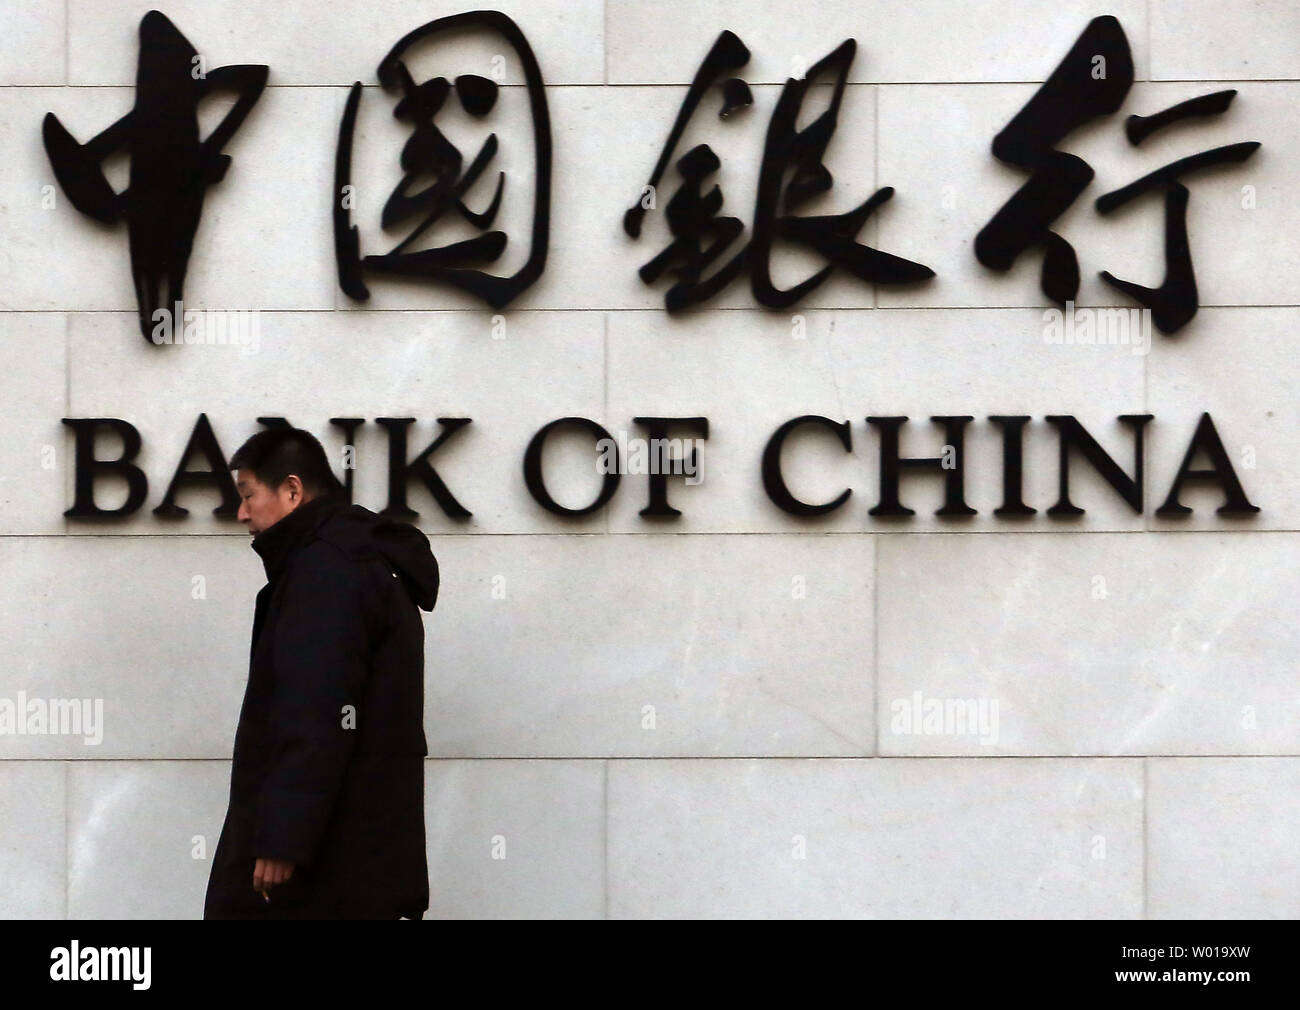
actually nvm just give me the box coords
[229,427,344,498]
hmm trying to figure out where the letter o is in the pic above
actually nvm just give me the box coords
[523,417,620,516]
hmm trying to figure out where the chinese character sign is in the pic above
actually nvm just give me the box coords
[42,11,267,342]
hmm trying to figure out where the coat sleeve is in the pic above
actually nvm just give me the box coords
[253,543,370,866]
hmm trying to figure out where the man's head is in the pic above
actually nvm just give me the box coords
[228,428,344,535]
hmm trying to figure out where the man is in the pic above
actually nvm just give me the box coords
[204,427,438,919]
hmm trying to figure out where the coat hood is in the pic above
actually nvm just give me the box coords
[314,502,440,612]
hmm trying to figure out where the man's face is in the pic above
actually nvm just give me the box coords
[235,469,302,535]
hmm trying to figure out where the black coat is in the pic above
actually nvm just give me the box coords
[204,490,438,919]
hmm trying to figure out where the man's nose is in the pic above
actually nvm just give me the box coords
[237,500,248,522]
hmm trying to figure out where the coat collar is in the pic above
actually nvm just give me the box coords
[250,489,351,582]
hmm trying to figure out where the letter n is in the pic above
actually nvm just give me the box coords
[1046,414,1152,515]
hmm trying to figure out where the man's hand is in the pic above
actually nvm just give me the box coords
[253,857,295,901]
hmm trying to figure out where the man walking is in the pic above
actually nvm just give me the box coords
[204,428,438,919]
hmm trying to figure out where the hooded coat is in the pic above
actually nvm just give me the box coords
[203,490,438,919]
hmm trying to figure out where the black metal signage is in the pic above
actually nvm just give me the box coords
[60,412,1258,522]
[41,11,1261,335]
[40,10,1266,523]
